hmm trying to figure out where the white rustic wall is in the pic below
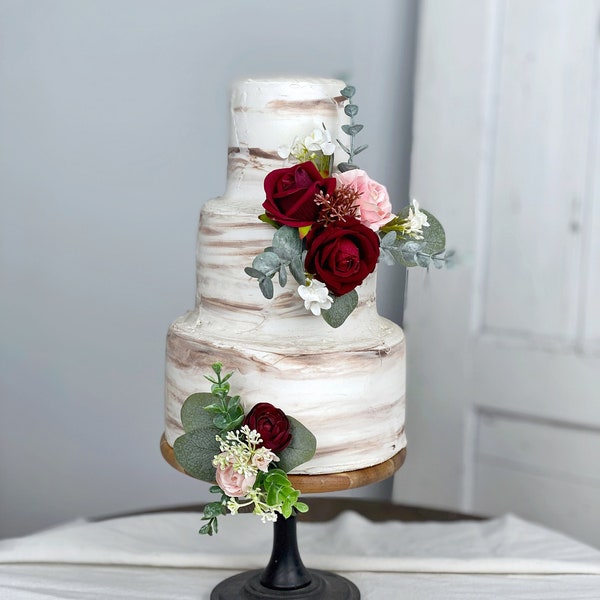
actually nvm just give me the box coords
[0,0,417,537]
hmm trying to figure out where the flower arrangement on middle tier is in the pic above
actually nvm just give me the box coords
[245,85,450,328]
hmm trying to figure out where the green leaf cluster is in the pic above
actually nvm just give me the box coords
[337,85,368,172]
[379,210,454,269]
[245,226,305,298]
[202,363,244,432]
[259,469,309,519]
[198,486,229,536]
[173,363,243,483]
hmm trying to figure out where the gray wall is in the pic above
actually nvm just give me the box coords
[0,0,417,538]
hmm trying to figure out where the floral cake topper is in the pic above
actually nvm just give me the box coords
[174,363,316,534]
[246,85,451,327]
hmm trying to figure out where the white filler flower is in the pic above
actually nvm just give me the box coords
[298,280,333,316]
[406,199,430,239]
[303,126,335,156]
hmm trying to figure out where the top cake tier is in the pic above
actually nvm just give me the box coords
[226,77,349,195]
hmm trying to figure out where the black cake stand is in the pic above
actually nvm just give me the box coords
[161,434,406,599]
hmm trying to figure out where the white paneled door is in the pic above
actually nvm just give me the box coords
[393,0,600,548]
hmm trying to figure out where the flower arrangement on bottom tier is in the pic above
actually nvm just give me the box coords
[173,363,316,535]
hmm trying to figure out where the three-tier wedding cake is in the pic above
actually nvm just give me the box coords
[163,78,406,475]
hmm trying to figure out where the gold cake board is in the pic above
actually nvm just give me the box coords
[160,433,406,494]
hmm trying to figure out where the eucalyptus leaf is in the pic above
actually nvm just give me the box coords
[380,230,397,248]
[180,393,220,433]
[244,267,263,279]
[173,428,220,482]
[252,251,281,275]
[342,124,363,136]
[395,207,446,257]
[432,255,446,269]
[321,290,358,328]
[277,416,317,472]
[279,265,287,288]
[398,240,424,267]
[379,247,397,267]
[416,254,432,268]
[337,162,359,173]
[353,144,368,155]
[419,210,446,256]
[259,276,274,299]
[336,139,351,155]
[289,255,305,285]
[272,226,303,261]
[344,104,359,117]
[340,85,355,98]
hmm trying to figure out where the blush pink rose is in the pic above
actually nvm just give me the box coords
[215,461,256,498]
[334,169,394,231]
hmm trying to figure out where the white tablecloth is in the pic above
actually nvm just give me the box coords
[0,511,599,599]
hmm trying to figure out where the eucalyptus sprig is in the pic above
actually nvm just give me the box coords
[380,233,455,268]
[337,85,368,172]
[244,226,305,299]
[202,362,244,432]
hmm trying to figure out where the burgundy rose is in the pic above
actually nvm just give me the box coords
[263,161,336,227]
[305,217,380,296]
[243,402,292,453]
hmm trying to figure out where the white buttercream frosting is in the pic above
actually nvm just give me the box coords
[164,78,406,474]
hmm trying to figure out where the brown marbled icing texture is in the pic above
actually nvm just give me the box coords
[164,78,406,475]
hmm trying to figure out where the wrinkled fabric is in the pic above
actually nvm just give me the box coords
[0,511,599,599]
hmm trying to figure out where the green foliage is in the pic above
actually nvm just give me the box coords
[173,364,316,534]
[337,85,368,172]
[198,486,228,536]
[321,290,358,328]
[277,416,317,472]
[245,226,306,298]
[202,362,245,432]
[180,393,219,433]
[379,209,454,269]
[173,428,221,482]
[260,469,304,519]
[174,363,245,482]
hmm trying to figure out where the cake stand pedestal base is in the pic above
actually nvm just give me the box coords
[210,513,359,599]
[210,569,359,600]
[161,435,407,599]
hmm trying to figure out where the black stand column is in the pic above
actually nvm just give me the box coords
[210,514,360,599]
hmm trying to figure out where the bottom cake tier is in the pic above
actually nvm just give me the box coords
[164,308,406,476]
